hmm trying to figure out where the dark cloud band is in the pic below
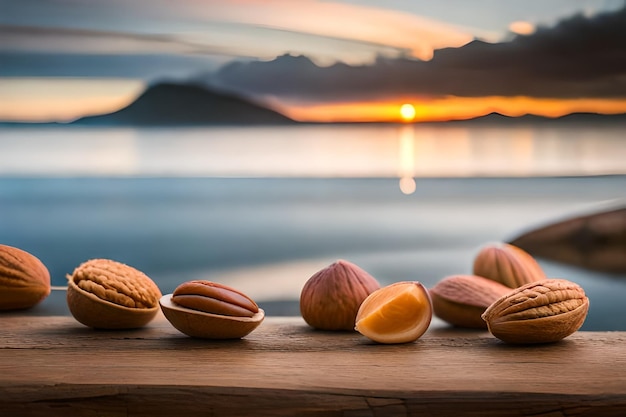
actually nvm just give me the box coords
[209,6,626,100]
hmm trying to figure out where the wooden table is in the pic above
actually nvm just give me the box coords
[1,313,625,416]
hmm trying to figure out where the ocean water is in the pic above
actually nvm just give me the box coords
[1,124,625,330]
[1,123,625,178]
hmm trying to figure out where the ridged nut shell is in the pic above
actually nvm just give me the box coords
[66,259,162,329]
[473,243,546,288]
[430,275,511,329]
[300,259,380,330]
[160,280,264,339]
[0,244,51,311]
[481,278,589,344]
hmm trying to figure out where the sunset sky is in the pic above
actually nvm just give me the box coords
[1,0,626,122]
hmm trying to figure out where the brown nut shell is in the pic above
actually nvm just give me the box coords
[481,278,589,344]
[0,244,51,311]
[430,275,511,329]
[160,292,264,339]
[473,243,546,288]
[66,259,162,329]
[300,259,380,331]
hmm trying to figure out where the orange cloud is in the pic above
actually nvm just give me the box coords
[508,21,535,35]
[182,0,479,60]
[283,96,626,123]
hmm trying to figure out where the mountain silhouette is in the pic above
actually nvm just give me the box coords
[448,111,626,124]
[73,82,295,126]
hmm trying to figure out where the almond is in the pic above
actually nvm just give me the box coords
[0,244,51,311]
[430,275,511,328]
[473,243,546,288]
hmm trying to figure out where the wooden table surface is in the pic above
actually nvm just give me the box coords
[1,312,625,416]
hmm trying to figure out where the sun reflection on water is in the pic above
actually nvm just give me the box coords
[398,124,416,194]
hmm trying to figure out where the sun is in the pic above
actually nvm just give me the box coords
[400,103,416,122]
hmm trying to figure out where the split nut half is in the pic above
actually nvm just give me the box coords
[67,258,162,329]
[160,280,264,339]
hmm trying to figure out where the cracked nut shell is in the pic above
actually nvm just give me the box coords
[160,280,264,339]
[67,258,162,329]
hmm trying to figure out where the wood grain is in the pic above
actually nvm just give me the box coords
[1,313,625,416]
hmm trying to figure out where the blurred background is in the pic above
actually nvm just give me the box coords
[1,0,625,330]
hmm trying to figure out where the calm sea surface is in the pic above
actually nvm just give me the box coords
[1,124,625,178]
[1,124,625,330]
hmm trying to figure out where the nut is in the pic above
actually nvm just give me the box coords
[430,275,511,329]
[160,280,264,339]
[481,278,589,344]
[0,244,51,310]
[473,243,546,288]
[66,259,162,329]
[355,281,432,344]
[300,259,380,331]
